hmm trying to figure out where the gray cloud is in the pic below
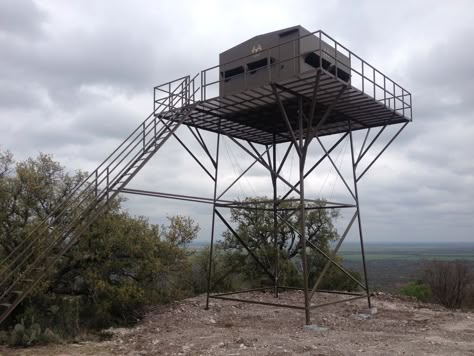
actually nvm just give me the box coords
[0,0,473,243]
[0,80,44,109]
[0,0,46,38]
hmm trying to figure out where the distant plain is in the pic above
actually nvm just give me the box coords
[338,242,474,291]
[190,241,474,292]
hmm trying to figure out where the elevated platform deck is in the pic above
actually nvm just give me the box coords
[155,30,412,145]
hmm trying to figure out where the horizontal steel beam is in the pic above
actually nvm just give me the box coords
[209,295,306,310]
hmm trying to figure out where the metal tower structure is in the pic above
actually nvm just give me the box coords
[0,27,412,325]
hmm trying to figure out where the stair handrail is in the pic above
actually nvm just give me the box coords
[0,103,200,324]
[0,104,195,301]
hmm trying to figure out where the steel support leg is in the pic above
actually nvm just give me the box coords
[205,129,221,310]
[272,134,279,298]
[298,98,311,325]
[349,124,371,308]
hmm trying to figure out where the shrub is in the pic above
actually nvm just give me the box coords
[190,245,245,293]
[400,281,432,302]
[463,284,474,309]
[6,316,56,347]
[421,260,472,309]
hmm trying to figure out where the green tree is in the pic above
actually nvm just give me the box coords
[0,152,86,256]
[223,197,340,258]
[162,215,201,247]
[50,207,200,329]
[0,150,200,336]
[0,150,13,177]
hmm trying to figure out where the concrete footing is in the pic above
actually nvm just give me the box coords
[354,307,378,321]
[366,307,378,315]
[303,325,329,332]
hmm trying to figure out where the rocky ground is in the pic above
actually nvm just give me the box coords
[1,290,473,355]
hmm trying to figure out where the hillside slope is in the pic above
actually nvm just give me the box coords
[2,291,473,355]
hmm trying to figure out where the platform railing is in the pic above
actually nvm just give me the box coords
[153,73,200,112]
[199,30,412,121]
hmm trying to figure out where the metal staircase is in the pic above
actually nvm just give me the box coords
[0,75,198,324]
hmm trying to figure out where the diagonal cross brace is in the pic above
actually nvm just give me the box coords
[317,137,356,201]
[215,209,275,281]
[279,132,349,204]
[227,136,301,195]
[271,83,302,158]
[308,211,364,300]
[356,122,408,182]
[276,210,365,300]
[304,83,346,153]
[217,144,271,200]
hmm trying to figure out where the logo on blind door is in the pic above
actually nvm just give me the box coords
[251,44,263,56]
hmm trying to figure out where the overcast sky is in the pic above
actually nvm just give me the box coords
[0,0,473,244]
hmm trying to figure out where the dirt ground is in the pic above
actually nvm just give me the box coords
[1,290,473,356]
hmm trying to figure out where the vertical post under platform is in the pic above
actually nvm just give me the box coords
[272,134,279,298]
[205,129,221,310]
[349,124,372,309]
[298,98,311,325]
